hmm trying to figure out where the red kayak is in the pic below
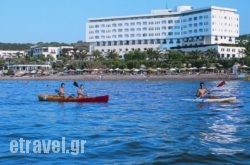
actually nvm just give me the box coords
[38,94,109,103]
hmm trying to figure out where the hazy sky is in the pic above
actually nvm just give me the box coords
[0,0,249,43]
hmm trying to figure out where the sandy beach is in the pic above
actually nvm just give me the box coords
[0,73,241,81]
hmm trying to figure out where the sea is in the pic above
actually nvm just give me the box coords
[0,79,249,164]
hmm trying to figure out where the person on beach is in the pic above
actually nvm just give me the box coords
[196,82,208,98]
[58,83,65,97]
[77,84,87,98]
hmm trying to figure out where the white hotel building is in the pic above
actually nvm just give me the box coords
[86,6,245,59]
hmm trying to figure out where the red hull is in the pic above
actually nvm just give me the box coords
[38,94,109,103]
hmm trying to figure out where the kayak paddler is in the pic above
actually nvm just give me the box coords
[58,83,65,97]
[196,82,209,98]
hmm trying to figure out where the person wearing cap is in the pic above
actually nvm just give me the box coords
[77,84,87,98]
[196,82,208,98]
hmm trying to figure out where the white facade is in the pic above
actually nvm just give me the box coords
[31,46,60,60]
[0,50,26,59]
[86,6,242,58]
[30,46,74,60]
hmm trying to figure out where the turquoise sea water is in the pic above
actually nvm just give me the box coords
[0,79,250,164]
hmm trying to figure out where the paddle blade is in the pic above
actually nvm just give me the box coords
[217,81,225,87]
[73,81,79,87]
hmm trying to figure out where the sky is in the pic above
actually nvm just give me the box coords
[0,0,249,43]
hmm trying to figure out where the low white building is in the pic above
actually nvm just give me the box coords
[176,45,246,58]
[29,45,74,60]
[0,50,26,59]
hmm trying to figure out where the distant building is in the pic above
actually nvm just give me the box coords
[28,45,74,60]
[0,50,26,59]
[86,5,245,58]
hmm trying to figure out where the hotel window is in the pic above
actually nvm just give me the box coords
[189,24,192,27]
[199,16,203,20]
[174,32,180,35]
[162,32,166,36]
[124,23,129,26]
[162,20,166,24]
[136,33,141,37]
[232,49,235,52]
[130,34,135,38]
[119,41,123,45]
[95,25,99,28]
[156,39,160,44]
[199,22,203,26]
[132,40,135,45]
[155,27,160,30]
[106,24,111,27]
[130,22,135,26]
[143,33,147,37]
[143,27,147,31]
[138,40,141,44]
[149,33,154,36]
[168,20,173,24]
[168,32,173,36]
[89,25,94,28]
[174,20,180,23]
[143,21,147,25]
[149,21,154,25]
[95,36,99,39]
[95,30,99,34]
[130,28,135,31]
[118,29,123,32]
[169,39,173,44]
[112,35,116,38]
[150,40,154,44]
[136,22,141,25]
[149,27,154,31]
[227,48,230,52]
[112,29,116,33]
[221,48,225,51]
[118,23,122,27]
[188,18,192,21]
[199,29,203,32]
[194,29,197,33]
[168,26,173,29]
[194,17,197,20]
[194,23,197,27]
[101,36,105,39]
[174,26,180,29]
[112,23,117,27]
[125,34,129,38]
[136,28,141,31]
[124,28,129,32]
[101,30,105,33]
[155,21,160,24]
[118,34,123,38]
[162,26,166,30]
[189,30,192,34]
[144,40,148,44]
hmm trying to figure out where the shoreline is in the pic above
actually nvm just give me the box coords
[0,73,241,81]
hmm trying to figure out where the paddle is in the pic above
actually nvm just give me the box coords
[55,89,74,97]
[217,81,226,87]
[73,81,79,88]
[205,81,226,98]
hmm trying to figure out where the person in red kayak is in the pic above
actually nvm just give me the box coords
[196,82,209,98]
[77,84,87,98]
[58,83,65,97]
